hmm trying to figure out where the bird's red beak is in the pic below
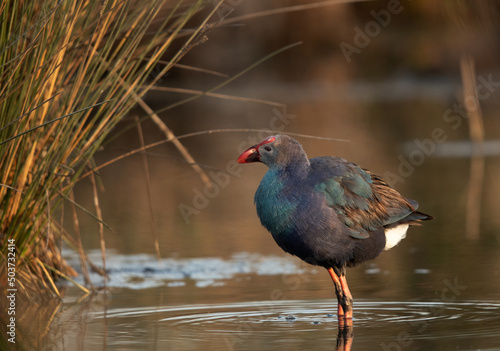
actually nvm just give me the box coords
[237,146,260,163]
[237,136,276,163]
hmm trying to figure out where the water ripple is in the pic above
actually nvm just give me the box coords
[93,299,500,339]
[79,299,500,350]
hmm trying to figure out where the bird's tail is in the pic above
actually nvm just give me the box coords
[399,210,433,225]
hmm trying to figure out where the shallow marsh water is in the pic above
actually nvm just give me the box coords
[6,2,500,350]
[30,250,500,351]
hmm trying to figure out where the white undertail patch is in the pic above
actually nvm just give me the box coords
[384,224,409,250]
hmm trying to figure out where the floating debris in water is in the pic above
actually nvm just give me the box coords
[365,267,381,275]
[414,268,431,274]
[62,250,311,290]
[195,280,226,288]
[167,281,185,287]
[285,315,296,321]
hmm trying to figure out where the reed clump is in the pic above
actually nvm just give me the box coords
[0,0,216,297]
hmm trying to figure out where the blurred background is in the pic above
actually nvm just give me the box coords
[16,1,500,350]
[77,0,500,273]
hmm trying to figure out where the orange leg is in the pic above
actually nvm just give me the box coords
[327,268,344,317]
[327,267,353,327]
[339,274,353,320]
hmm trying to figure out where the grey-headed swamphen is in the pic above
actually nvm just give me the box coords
[237,134,432,326]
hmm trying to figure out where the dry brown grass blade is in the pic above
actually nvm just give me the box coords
[134,90,214,190]
[8,143,36,219]
[221,0,367,26]
[148,86,285,107]
[68,188,93,288]
[171,62,229,77]
[89,170,107,284]
[460,55,485,240]
[461,56,485,144]
[45,189,51,249]
[135,116,161,260]
[44,262,90,294]
[36,258,61,298]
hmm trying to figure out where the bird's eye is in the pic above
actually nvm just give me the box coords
[264,146,272,152]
